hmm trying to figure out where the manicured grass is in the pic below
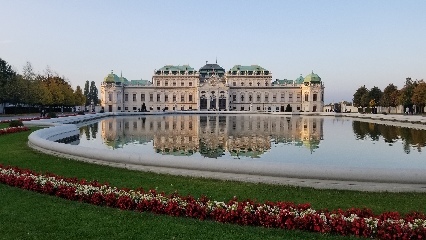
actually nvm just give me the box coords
[0,184,353,240]
[0,123,9,128]
[0,129,426,239]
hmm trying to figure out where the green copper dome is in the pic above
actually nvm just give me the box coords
[104,71,120,83]
[304,71,321,83]
[294,74,305,84]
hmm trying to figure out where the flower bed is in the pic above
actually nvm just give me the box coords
[0,126,30,135]
[0,114,77,124]
[0,165,425,239]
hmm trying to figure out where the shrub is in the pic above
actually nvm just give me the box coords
[9,120,23,127]
[47,112,57,118]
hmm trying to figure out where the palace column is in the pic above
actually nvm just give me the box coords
[207,93,211,109]
[226,90,230,111]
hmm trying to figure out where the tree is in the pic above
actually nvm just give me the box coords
[61,83,76,107]
[353,85,369,107]
[5,74,26,105]
[368,86,382,105]
[398,77,418,110]
[380,84,398,113]
[89,81,98,105]
[22,62,37,107]
[84,80,90,105]
[0,58,17,106]
[368,86,382,113]
[412,80,426,113]
[360,92,370,108]
[74,86,86,106]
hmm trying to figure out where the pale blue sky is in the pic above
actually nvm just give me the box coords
[1,0,425,103]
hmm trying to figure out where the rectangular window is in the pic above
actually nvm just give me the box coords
[297,93,301,102]
[233,82,236,86]
[124,94,128,102]
[108,93,112,101]
[265,94,269,102]
[273,94,277,102]
[189,94,193,102]
[313,94,318,101]
[257,95,261,102]
[189,82,192,87]
[124,107,128,110]
[133,94,136,101]
[141,94,145,101]
[117,106,121,111]
[305,94,309,102]
[133,107,137,111]
[157,94,160,102]
[289,93,293,102]
[181,82,184,86]
[232,94,236,102]
[165,94,168,102]
[157,81,160,86]
[173,82,176,86]
[149,94,153,102]
[165,81,168,86]
[181,95,185,102]
[173,95,176,102]
[281,93,285,102]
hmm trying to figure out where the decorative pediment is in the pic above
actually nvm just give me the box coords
[200,75,227,88]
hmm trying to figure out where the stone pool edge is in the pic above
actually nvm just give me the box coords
[25,111,426,192]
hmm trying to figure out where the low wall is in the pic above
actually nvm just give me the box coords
[26,111,426,192]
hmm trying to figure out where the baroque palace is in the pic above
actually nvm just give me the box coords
[100,62,324,112]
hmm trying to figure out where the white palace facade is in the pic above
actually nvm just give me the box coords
[100,62,324,112]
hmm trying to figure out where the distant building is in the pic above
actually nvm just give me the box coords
[100,62,324,112]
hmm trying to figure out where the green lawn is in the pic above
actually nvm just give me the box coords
[0,129,425,239]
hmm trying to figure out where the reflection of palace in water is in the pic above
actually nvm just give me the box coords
[100,115,324,158]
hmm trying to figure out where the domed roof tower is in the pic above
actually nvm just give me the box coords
[199,61,225,82]
[304,71,321,84]
[104,71,120,83]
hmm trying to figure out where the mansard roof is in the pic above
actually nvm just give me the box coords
[228,65,270,75]
[129,79,151,86]
[157,65,195,72]
[229,65,268,72]
[199,63,225,73]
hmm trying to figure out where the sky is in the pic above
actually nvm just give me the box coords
[1,0,425,103]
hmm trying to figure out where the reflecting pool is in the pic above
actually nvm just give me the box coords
[73,115,426,171]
